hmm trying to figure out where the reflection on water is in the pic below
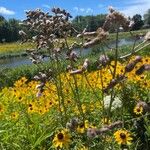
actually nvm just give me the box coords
[0,38,142,68]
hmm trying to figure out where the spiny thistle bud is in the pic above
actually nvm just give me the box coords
[82,59,89,71]
[125,61,136,72]
[125,56,142,73]
[135,56,142,62]
[19,30,27,43]
[108,6,115,13]
[136,101,150,113]
[144,31,150,41]
[104,79,117,92]
[99,55,110,67]
[103,7,130,31]
[87,128,97,138]
[129,20,135,28]
[19,30,27,36]
[67,51,78,62]
[83,28,108,48]
[103,75,125,93]
[66,65,72,72]
[135,63,150,75]
[87,121,123,138]
[144,64,150,71]
[66,118,79,131]
[36,82,45,89]
[135,65,145,75]
[70,59,89,75]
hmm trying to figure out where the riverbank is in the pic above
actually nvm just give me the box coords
[0,29,149,58]
[109,29,149,40]
[0,44,149,89]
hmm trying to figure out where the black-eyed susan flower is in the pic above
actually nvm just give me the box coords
[134,106,143,115]
[11,112,19,120]
[102,117,111,125]
[77,123,85,133]
[53,129,71,149]
[114,129,132,145]
[77,120,89,133]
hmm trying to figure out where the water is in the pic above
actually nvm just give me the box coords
[0,57,31,68]
[0,38,142,68]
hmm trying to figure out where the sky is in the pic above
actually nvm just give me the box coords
[0,0,150,20]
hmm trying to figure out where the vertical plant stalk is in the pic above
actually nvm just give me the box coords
[99,69,105,116]
[83,72,100,101]
[46,47,64,124]
[107,28,119,118]
[64,37,85,123]
[55,54,68,124]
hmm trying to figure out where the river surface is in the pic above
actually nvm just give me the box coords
[0,38,142,68]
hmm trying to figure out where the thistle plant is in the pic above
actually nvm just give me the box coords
[1,6,149,150]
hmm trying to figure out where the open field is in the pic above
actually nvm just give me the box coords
[0,55,150,149]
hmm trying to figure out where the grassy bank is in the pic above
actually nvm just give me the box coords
[0,44,149,89]
[0,42,35,57]
[0,29,149,58]
[0,62,51,88]
[109,29,149,40]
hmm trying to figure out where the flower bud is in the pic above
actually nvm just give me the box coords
[135,65,145,75]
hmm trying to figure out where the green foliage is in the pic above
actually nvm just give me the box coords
[72,14,106,32]
[144,9,150,26]
[131,14,144,30]
[0,15,21,42]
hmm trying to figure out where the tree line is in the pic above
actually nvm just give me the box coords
[0,9,150,42]
[0,16,21,42]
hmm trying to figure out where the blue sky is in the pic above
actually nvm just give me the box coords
[0,0,150,20]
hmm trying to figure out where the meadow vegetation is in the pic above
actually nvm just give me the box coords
[0,7,150,150]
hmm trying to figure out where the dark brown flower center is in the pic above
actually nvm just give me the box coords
[120,133,126,139]
[137,108,140,112]
[79,123,84,128]
[57,133,64,140]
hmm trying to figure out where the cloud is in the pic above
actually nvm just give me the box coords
[73,7,93,14]
[0,7,15,15]
[80,8,85,12]
[42,4,50,9]
[86,8,93,13]
[120,0,150,17]
[73,7,79,12]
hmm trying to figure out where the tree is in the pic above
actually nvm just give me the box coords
[131,14,144,30]
[0,15,22,42]
[8,19,21,41]
[144,9,150,26]
[72,14,106,32]
[0,15,5,22]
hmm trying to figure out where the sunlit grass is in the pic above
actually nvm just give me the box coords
[0,42,35,55]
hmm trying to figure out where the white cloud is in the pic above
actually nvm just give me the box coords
[42,4,50,9]
[120,0,150,17]
[73,7,79,12]
[0,7,15,15]
[86,8,93,13]
[24,9,30,12]
[73,7,93,14]
[80,8,85,12]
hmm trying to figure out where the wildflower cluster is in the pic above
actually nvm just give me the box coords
[0,6,150,150]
